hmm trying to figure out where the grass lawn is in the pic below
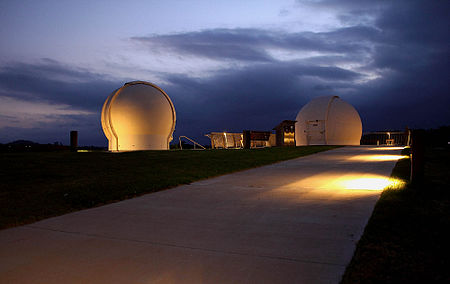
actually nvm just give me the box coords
[0,146,337,229]
[341,147,450,283]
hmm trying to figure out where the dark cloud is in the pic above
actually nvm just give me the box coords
[349,0,450,130]
[0,59,118,110]
[132,26,378,62]
[133,29,275,62]
[0,59,121,145]
[309,0,387,24]
[375,1,449,46]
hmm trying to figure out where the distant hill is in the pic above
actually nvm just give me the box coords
[0,140,105,152]
[8,140,39,146]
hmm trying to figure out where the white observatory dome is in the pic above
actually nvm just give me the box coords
[101,81,176,151]
[295,96,362,146]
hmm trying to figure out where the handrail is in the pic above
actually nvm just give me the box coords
[178,136,206,150]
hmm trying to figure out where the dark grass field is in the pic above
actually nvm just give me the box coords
[0,146,337,229]
[341,147,450,283]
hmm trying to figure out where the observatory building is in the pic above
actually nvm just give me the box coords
[101,81,176,151]
[295,96,362,146]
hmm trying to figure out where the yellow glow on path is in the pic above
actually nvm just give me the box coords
[350,155,409,162]
[283,173,406,192]
[336,176,406,191]
[371,146,405,151]
[256,146,408,202]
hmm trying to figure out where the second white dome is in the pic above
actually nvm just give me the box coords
[295,96,362,146]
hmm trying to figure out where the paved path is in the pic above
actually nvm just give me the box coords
[0,146,403,284]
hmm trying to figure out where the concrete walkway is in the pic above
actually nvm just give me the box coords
[0,146,403,284]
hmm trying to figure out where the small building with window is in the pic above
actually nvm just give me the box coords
[273,120,296,146]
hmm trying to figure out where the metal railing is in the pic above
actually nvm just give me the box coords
[178,136,206,150]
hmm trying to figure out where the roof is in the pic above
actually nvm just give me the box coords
[273,120,297,130]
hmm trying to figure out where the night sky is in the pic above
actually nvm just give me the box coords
[0,0,449,146]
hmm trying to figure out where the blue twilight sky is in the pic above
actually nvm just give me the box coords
[0,0,449,146]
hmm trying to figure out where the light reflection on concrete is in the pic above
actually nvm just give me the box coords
[349,154,409,162]
[259,171,406,204]
[256,147,408,203]
[335,175,405,190]
[369,146,405,151]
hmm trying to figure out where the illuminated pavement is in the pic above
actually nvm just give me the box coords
[0,146,405,284]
